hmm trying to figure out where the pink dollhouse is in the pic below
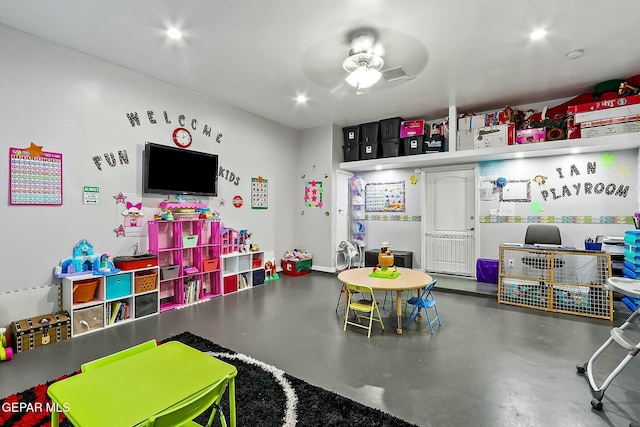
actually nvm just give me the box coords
[220,227,240,254]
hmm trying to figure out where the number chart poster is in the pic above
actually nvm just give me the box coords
[365,181,405,212]
[9,146,63,205]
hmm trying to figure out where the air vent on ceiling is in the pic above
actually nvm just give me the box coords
[381,66,412,83]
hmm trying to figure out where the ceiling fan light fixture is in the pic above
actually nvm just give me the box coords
[343,51,384,89]
[345,66,382,89]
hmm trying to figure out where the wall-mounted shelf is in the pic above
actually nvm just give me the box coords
[339,132,640,172]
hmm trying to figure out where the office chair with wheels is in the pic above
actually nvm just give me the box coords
[343,283,385,338]
[139,376,230,427]
[403,280,442,334]
[81,339,157,373]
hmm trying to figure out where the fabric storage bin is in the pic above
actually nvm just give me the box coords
[182,234,198,248]
[72,305,104,336]
[202,258,219,272]
[105,273,131,300]
[134,270,158,294]
[72,278,100,304]
[476,258,499,284]
[360,141,379,160]
[342,126,360,145]
[160,264,180,280]
[10,312,70,353]
[381,138,400,157]
[135,293,159,318]
[253,269,265,286]
[224,275,238,293]
[379,117,404,139]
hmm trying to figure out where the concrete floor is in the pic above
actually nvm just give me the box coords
[1,271,639,427]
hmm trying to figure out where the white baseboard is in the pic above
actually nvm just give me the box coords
[312,265,334,273]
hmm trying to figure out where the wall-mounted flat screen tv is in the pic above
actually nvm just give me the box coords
[143,142,218,197]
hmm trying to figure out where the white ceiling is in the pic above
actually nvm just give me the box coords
[2,0,640,131]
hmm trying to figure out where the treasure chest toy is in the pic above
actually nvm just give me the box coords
[10,311,70,353]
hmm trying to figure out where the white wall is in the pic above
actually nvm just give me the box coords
[478,149,638,259]
[0,25,299,325]
[294,125,334,270]
[357,168,423,268]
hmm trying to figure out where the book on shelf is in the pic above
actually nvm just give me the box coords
[110,302,122,324]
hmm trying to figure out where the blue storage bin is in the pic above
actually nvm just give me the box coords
[623,260,640,272]
[105,273,131,300]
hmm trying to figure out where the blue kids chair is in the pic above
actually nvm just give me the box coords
[403,280,442,334]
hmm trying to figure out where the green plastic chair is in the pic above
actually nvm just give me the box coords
[81,339,157,373]
[138,376,230,427]
[343,283,385,338]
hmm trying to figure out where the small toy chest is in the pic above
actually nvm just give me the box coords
[10,311,70,353]
[281,258,312,276]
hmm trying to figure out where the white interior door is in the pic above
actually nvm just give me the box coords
[424,168,477,276]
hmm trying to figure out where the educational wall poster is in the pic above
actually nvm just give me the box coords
[304,180,323,208]
[9,145,63,205]
[365,181,405,212]
[251,177,268,209]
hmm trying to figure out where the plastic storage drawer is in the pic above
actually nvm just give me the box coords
[160,264,179,280]
[105,274,132,300]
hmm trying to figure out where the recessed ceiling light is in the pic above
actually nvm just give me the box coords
[295,94,308,104]
[166,28,182,40]
[515,152,524,158]
[375,165,382,170]
[571,147,581,154]
[529,28,547,41]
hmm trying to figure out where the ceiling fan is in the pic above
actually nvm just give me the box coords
[339,29,417,95]
[342,32,386,92]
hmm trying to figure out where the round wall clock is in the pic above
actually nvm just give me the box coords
[172,127,192,148]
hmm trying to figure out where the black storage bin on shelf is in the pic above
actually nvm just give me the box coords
[424,136,446,153]
[402,135,424,155]
[360,141,379,160]
[381,138,400,158]
[379,117,404,139]
[342,145,360,162]
[360,122,380,143]
[342,126,360,145]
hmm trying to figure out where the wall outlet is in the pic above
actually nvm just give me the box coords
[508,259,514,267]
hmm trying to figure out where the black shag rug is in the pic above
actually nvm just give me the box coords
[0,332,417,426]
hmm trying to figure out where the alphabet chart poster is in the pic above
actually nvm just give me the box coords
[9,145,63,205]
[365,181,405,212]
[251,177,268,209]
